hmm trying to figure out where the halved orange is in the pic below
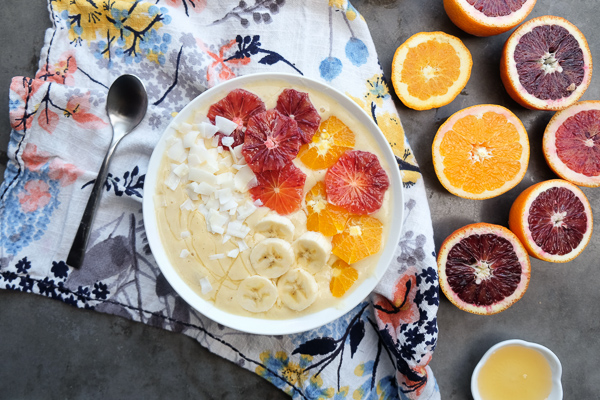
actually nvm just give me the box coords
[443,0,537,37]
[438,223,531,315]
[508,179,593,263]
[332,215,382,264]
[330,259,359,298]
[500,16,593,111]
[298,116,355,170]
[391,31,472,111]
[306,181,349,236]
[432,104,530,199]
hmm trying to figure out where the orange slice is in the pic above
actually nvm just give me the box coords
[330,259,359,298]
[443,0,537,37]
[508,179,593,263]
[432,104,529,199]
[391,31,472,111]
[298,116,355,170]
[332,215,383,264]
[306,181,349,236]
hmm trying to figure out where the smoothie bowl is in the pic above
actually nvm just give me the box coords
[143,73,403,335]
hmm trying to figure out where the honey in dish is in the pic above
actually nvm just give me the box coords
[477,345,552,400]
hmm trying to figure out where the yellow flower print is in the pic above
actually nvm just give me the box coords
[365,74,390,107]
[255,351,312,391]
[329,0,348,10]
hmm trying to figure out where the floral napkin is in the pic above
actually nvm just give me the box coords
[1,1,440,399]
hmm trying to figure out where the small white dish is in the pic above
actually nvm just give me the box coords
[471,339,563,400]
[143,72,404,335]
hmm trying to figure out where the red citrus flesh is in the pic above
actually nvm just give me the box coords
[467,0,528,17]
[242,110,300,172]
[207,89,266,147]
[325,150,390,215]
[249,163,306,215]
[543,101,600,187]
[438,223,530,315]
[276,88,321,144]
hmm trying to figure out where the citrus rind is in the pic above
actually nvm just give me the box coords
[432,104,530,199]
[508,179,593,263]
[391,31,473,111]
[543,101,600,187]
[501,16,593,111]
[443,0,537,37]
[438,222,531,315]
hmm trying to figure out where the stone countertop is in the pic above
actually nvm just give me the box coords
[1,0,598,398]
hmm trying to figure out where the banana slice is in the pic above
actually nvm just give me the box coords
[236,275,278,313]
[277,268,319,311]
[250,238,294,278]
[293,231,332,274]
[254,214,295,242]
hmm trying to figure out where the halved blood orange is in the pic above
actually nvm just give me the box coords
[543,101,600,187]
[508,179,593,263]
[432,104,529,199]
[500,16,593,111]
[306,181,349,236]
[438,223,531,315]
[330,259,359,298]
[443,0,537,37]
[391,31,472,111]
[332,215,383,264]
[298,116,355,170]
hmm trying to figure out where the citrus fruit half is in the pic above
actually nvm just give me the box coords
[543,101,600,187]
[443,0,537,37]
[432,104,530,199]
[391,31,472,111]
[500,16,593,111]
[508,179,593,263]
[438,223,531,315]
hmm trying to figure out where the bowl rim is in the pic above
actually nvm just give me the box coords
[142,72,404,335]
[470,339,563,400]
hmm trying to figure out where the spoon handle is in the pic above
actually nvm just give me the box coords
[66,139,120,268]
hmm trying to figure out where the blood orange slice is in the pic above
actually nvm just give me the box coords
[242,110,301,172]
[438,223,531,315]
[508,179,593,263]
[443,0,537,37]
[249,163,306,215]
[275,88,321,144]
[500,16,593,111]
[432,104,529,199]
[207,88,266,147]
[543,101,600,187]
[325,150,390,215]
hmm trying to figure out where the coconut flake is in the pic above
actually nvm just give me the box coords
[221,136,235,147]
[233,165,256,193]
[219,154,234,169]
[196,181,216,196]
[232,145,244,160]
[217,172,234,185]
[180,199,195,211]
[199,122,219,139]
[253,199,263,207]
[208,209,229,229]
[211,136,220,148]
[227,220,251,239]
[237,200,257,220]
[183,130,200,148]
[178,122,193,135]
[215,116,238,135]
[199,277,213,294]
[205,197,220,211]
[222,234,231,244]
[208,254,225,260]
[186,184,199,200]
[212,226,225,234]
[216,188,233,205]
[221,198,238,212]
[189,140,208,164]
[172,163,189,178]
[189,167,217,185]
[227,249,240,259]
[237,239,249,252]
[165,172,181,191]
[181,231,191,239]
[168,138,187,163]
[180,249,190,258]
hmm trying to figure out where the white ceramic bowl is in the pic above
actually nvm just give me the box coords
[143,72,404,335]
[471,339,563,400]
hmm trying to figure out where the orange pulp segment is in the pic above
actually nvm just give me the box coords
[391,31,472,110]
[306,181,349,236]
[298,116,355,170]
[432,104,529,199]
[332,215,383,264]
[330,259,359,298]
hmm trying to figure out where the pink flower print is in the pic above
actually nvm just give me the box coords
[22,143,51,171]
[18,180,52,213]
[65,93,107,130]
[9,77,45,131]
[48,159,82,187]
[36,52,77,85]
[373,267,420,333]
[166,0,206,14]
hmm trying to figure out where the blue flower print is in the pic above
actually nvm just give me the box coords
[92,282,110,300]
[51,261,69,279]
[15,257,32,274]
[345,37,368,66]
[319,57,343,81]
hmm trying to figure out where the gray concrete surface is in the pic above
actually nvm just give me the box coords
[1,0,599,399]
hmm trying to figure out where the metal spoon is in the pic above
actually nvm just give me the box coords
[67,74,148,268]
